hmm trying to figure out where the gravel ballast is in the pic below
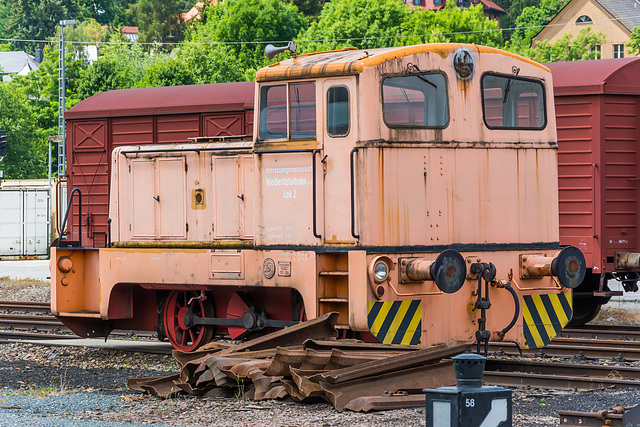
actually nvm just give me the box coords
[2,276,640,426]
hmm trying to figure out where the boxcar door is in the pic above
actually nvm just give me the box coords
[321,78,358,245]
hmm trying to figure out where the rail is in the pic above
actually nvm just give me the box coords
[57,187,82,248]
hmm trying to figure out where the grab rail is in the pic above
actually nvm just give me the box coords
[57,188,82,248]
[350,148,360,239]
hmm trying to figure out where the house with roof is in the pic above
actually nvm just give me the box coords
[532,0,640,59]
[122,27,139,43]
[411,0,506,23]
[0,51,39,82]
[183,0,217,22]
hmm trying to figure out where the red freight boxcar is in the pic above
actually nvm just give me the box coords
[62,82,255,248]
[548,58,640,325]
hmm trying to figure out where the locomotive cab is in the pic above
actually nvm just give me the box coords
[51,43,586,352]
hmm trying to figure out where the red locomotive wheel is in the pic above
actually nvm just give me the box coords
[163,290,214,352]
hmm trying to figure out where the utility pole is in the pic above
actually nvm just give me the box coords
[58,19,75,178]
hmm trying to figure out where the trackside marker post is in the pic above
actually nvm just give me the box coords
[424,354,512,427]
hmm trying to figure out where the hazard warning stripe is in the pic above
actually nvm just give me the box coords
[523,293,572,349]
[367,300,421,345]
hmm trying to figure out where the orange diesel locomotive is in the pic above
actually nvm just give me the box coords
[51,43,585,352]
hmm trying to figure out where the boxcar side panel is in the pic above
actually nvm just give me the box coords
[556,95,599,269]
[157,114,199,143]
[600,95,640,272]
[67,120,109,247]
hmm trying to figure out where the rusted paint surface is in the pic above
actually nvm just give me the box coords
[256,43,549,82]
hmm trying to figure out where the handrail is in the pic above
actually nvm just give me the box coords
[312,149,321,239]
[592,162,598,238]
[350,147,360,239]
[58,187,82,248]
[54,178,67,236]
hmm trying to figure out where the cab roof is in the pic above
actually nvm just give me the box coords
[255,43,549,82]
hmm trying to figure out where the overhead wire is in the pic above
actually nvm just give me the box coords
[1,13,640,47]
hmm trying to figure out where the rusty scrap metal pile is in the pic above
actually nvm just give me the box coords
[128,313,470,412]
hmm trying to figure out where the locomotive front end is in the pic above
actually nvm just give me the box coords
[333,44,587,350]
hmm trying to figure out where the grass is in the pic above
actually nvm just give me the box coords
[5,372,69,397]
[0,276,48,286]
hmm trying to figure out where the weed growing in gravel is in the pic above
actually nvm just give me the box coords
[234,374,247,402]
[7,384,67,396]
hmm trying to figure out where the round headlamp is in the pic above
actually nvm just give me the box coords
[374,261,389,282]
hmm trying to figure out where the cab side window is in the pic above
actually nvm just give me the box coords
[259,85,287,140]
[290,82,316,139]
[482,74,546,130]
[259,82,316,141]
[327,86,350,137]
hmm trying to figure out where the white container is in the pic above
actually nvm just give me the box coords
[0,182,50,258]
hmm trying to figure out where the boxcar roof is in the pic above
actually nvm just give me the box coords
[256,43,548,82]
[547,58,640,96]
[65,81,255,119]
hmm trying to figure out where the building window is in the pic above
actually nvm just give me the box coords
[433,0,441,5]
[613,44,625,59]
[575,15,592,24]
[591,45,601,59]
[413,0,421,6]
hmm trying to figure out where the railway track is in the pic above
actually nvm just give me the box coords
[561,324,640,341]
[3,302,640,392]
[0,300,156,340]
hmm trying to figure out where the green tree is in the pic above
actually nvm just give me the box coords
[400,1,502,47]
[172,44,251,84]
[2,0,91,52]
[298,0,501,52]
[529,27,606,62]
[84,0,137,26]
[188,0,307,77]
[496,0,538,38]
[128,0,185,46]
[298,0,408,51]
[628,26,640,55]
[507,0,570,54]
[0,83,47,179]
[137,56,196,87]
[9,43,86,135]
[289,0,323,20]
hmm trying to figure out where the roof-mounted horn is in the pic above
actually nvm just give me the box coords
[265,41,297,60]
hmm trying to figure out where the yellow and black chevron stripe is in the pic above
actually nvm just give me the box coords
[523,292,572,349]
[367,300,421,345]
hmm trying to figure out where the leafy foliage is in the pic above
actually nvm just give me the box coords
[528,27,606,62]
[298,0,409,51]
[400,1,502,47]
[0,83,47,179]
[628,26,640,55]
[507,0,570,53]
[195,0,307,68]
[128,0,185,45]
[298,0,501,52]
